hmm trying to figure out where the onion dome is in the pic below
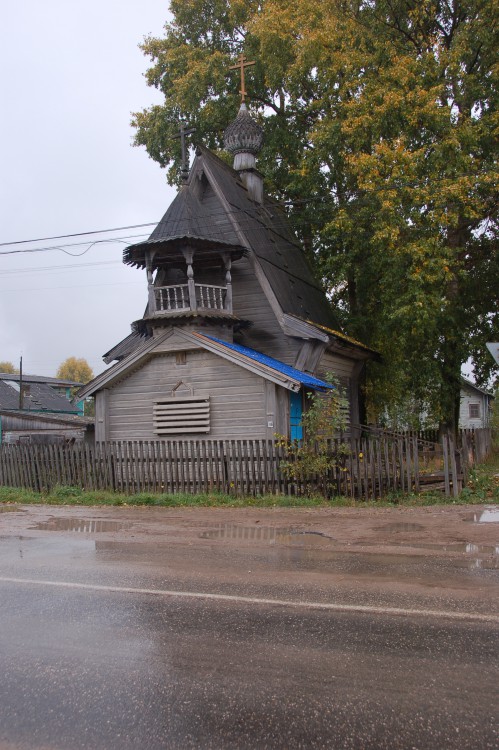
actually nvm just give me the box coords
[224,103,263,156]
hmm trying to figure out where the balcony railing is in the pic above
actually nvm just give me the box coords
[195,284,226,310]
[154,284,227,313]
[155,285,190,311]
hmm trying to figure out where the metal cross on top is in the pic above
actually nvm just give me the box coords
[229,53,256,103]
[172,121,196,180]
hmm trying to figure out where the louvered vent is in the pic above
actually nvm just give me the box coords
[153,396,210,434]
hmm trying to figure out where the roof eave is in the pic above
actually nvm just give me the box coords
[124,237,247,268]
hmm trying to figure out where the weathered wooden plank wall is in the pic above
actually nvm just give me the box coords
[0,430,492,498]
[100,349,269,442]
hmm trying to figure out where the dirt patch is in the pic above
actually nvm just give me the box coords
[2,502,498,553]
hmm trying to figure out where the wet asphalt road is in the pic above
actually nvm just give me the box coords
[0,505,498,749]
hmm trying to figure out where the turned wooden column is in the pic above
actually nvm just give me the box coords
[145,249,156,313]
[183,247,197,310]
[223,253,232,313]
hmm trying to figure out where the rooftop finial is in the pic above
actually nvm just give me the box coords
[229,53,256,104]
[172,122,196,182]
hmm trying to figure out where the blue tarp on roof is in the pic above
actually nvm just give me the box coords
[204,336,333,391]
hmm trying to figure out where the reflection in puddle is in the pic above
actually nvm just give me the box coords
[200,524,334,547]
[201,525,281,542]
[200,524,498,571]
[33,518,132,533]
[277,532,335,548]
[463,506,499,524]
[378,523,425,532]
[359,538,499,563]
[374,540,499,555]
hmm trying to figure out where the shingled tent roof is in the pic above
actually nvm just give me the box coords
[193,146,339,328]
[124,183,247,267]
[125,146,339,328]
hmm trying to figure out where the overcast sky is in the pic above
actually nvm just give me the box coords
[0,1,176,377]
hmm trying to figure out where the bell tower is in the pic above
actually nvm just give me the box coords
[123,181,247,340]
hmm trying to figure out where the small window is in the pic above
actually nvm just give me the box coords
[469,403,480,419]
[154,396,210,434]
[176,352,186,365]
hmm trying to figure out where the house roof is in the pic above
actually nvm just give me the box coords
[196,147,340,328]
[202,336,333,391]
[0,378,81,413]
[103,140,373,369]
[0,410,93,426]
[102,331,151,365]
[124,185,247,266]
[78,328,333,400]
[303,320,380,356]
[461,377,494,398]
[122,145,340,330]
[0,373,83,387]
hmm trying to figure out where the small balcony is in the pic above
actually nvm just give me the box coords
[155,285,190,312]
[154,283,228,314]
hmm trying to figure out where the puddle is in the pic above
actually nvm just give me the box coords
[32,518,132,533]
[200,524,498,571]
[463,506,499,524]
[0,535,96,562]
[278,531,336,548]
[357,540,499,570]
[359,538,499,555]
[378,523,425,532]
[0,505,26,513]
[200,524,334,547]
[394,541,498,555]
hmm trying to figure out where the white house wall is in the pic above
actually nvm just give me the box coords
[459,387,492,428]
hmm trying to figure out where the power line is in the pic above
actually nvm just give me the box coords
[0,233,151,258]
[0,281,142,294]
[0,222,157,248]
[0,260,122,276]
[1,168,496,257]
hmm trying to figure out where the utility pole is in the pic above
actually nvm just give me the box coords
[18,356,23,410]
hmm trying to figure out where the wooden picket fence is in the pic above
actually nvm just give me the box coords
[0,430,493,498]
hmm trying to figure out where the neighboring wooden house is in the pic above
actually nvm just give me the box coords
[0,411,93,445]
[459,378,494,429]
[79,104,375,441]
[0,372,92,444]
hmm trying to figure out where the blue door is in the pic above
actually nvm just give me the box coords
[290,390,303,441]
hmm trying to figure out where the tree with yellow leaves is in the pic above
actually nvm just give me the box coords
[56,357,93,384]
[133,0,498,434]
[0,362,18,374]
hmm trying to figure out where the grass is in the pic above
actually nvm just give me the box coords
[1,451,497,509]
[0,483,338,508]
